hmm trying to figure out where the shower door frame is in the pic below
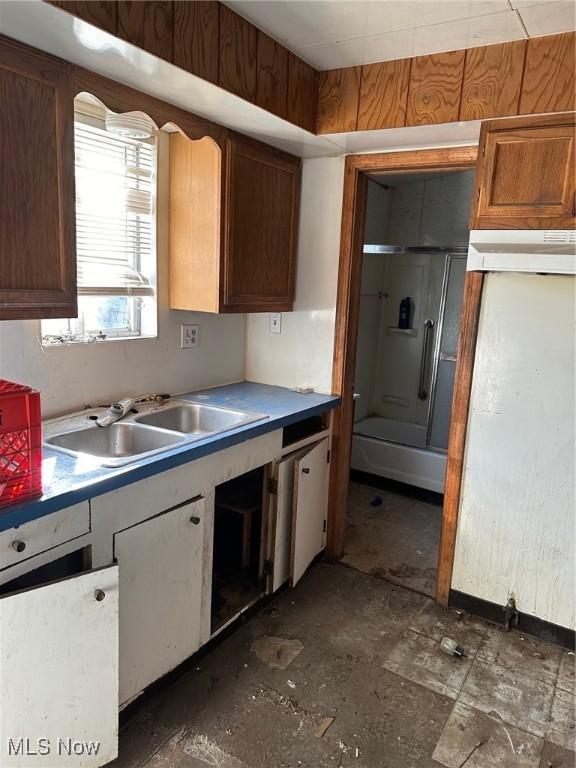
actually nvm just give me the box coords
[326,146,482,607]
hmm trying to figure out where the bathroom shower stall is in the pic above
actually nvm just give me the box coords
[351,171,475,493]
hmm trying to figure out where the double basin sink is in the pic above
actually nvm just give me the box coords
[44,400,268,467]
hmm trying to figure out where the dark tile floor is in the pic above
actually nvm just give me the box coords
[111,563,575,768]
[342,482,442,597]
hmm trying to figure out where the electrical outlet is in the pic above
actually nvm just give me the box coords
[270,313,282,334]
[181,324,199,349]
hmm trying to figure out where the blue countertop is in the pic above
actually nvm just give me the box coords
[1,382,339,533]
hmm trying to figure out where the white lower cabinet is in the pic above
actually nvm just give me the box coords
[0,566,119,768]
[114,497,205,705]
[0,426,332,767]
[270,437,330,591]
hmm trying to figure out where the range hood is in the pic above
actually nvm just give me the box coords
[467,230,576,274]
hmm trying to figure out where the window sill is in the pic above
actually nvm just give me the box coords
[41,334,158,349]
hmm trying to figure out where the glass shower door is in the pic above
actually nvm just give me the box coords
[427,255,467,451]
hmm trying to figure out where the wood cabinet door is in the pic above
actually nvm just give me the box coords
[0,37,77,320]
[472,112,576,229]
[223,138,299,312]
[114,497,205,705]
[290,438,330,587]
[269,447,309,592]
[0,566,119,767]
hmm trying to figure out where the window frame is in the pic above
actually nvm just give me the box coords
[41,101,158,347]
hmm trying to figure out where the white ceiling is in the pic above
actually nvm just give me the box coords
[225,0,576,70]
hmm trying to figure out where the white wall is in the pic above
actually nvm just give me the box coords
[244,156,345,394]
[452,273,575,630]
[363,180,391,245]
[0,133,246,419]
[387,172,474,247]
[354,253,385,421]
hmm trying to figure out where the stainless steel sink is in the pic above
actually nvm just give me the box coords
[43,398,268,467]
[134,401,266,435]
[44,422,186,467]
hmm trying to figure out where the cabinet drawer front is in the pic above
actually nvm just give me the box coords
[0,502,90,570]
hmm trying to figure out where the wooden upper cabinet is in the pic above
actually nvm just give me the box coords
[173,1,219,84]
[0,37,77,320]
[224,138,299,311]
[170,133,299,313]
[117,1,174,61]
[471,113,576,230]
[219,5,257,102]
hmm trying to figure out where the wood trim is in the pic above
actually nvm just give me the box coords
[73,66,227,144]
[436,271,483,606]
[327,147,479,611]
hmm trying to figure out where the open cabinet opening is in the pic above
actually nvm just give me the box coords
[0,547,89,597]
[211,467,266,633]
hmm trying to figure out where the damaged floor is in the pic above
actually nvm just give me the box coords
[111,563,575,768]
[343,481,442,597]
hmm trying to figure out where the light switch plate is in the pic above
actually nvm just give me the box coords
[181,324,199,349]
[270,313,282,334]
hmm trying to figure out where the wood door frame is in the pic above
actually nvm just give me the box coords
[326,146,482,606]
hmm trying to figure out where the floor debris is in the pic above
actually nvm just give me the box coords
[250,635,304,669]
[313,717,335,739]
[111,563,574,768]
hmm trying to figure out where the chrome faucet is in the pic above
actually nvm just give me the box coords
[95,397,136,428]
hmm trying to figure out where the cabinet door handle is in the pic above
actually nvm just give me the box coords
[190,515,201,525]
[302,467,310,474]
[94,589,106,602]
[12,540,26,553]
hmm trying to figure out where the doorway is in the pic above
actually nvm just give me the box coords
[344,170,474,597]
[327,147,483,605]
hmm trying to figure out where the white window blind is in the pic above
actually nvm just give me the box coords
[74,119,155,297]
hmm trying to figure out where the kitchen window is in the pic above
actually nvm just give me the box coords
[42,105,157,345]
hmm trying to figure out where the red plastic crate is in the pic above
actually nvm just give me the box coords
[0,380,42,508]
